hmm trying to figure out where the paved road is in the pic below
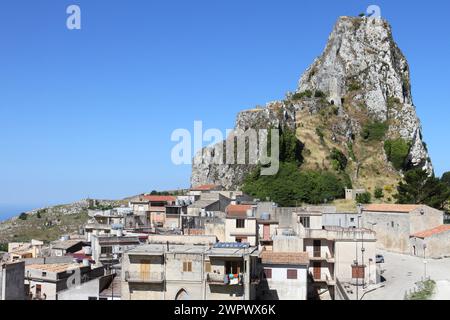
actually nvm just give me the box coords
[363,250,450,300]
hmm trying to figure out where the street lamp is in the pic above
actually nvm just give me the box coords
[423,243,428,280]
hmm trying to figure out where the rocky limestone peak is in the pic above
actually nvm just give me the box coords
[298,16,431,172]
[191,16,433,190]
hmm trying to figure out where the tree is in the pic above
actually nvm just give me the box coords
[396,169,450,210]
[242,163,345,206]
[374,187,384,199]
[356,192,372,204]
[18,212,28,220]
[384,139,411,171]
[279,127,303,164]
[330,148,348,172]
[442,172,450,187]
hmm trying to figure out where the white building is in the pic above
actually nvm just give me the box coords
[259,251,309,300]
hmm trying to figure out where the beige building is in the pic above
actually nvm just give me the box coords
[8,240,44,261]
[409,225,450,258]
[361,204,444,254]
[292,208,377,300]
[121,242,259,300]
[225,205,258,246]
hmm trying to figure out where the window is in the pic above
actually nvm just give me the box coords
[287,269,297,280]
[101,246,112,254]
[299,217,310,228]
[236,219,245,229]
[350,218,355,223]
[205,261,211,273]
[183,261,192,272]
[226,261,243,274]
[41,272,47,277]
[391,221,394,228]
[264,268,272,279]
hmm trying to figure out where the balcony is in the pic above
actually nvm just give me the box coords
[207,273,243,286]
[125,271,164,283]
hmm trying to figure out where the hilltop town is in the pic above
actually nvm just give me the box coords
[1,14,450,302]
[1,184,450,300]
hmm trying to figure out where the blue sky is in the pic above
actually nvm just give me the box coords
[0,0,449,212]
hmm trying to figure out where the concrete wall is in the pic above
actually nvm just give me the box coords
[409,207,443,234]
[323,213,360,228]
[1,262,25,300]
[334,240,377,285]
[272,236,303,253]
[362,211,411,254]
[258,264,307,300]
[58,277,100,300]
[205,222,226,242]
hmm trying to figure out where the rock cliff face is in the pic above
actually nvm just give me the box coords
[191,16,432,190]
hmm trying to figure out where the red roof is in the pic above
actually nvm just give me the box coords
[143,195,176,202]
[226,204,253,218]
[191,184,220,191]
[412,225,450,239]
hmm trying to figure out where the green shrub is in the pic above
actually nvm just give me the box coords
[361,121,388,141]
[348,81,361,91]
[384,139,411,170]
[374,187,384,199]
[356,192,372,204]
[292,90,313,100]
[314,90,326,98]
[330,148,348,172]
[315,128,325,143]
[406,280,436,300]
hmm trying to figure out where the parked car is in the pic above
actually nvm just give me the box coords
[376,254,385,263]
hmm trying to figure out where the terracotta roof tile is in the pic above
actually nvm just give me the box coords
[412,225,450,238]
[363,204,422,213]
[191,184,220,191]
[226,204,253,218]
[260,251,309,265]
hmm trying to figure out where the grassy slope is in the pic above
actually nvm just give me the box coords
[295,95,401,204]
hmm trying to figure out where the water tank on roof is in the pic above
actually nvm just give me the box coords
[83,246,92,255]
[60,235,70,241]
[82,259,91,267]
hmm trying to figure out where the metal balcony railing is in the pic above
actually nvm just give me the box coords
[207,273,243,285]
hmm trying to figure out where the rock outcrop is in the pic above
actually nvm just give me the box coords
[191,16,432,190]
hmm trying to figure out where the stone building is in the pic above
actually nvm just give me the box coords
[361,204,444,254]
[409,225,450,259]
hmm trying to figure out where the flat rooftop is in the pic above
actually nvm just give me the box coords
[26,263,81,273]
